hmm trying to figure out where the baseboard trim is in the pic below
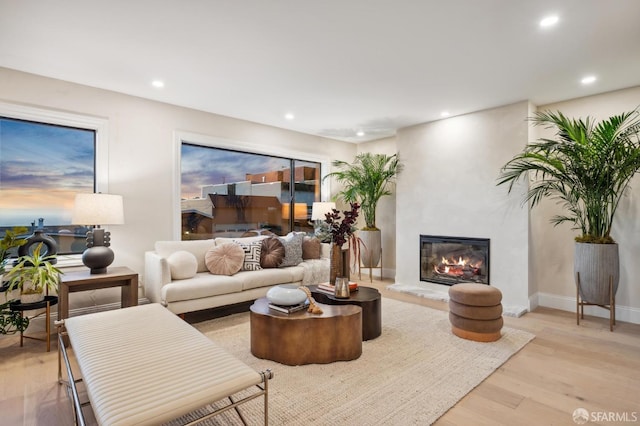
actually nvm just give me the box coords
[536,292,640,325]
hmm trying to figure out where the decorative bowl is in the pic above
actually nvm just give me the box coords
[266,284,307,306]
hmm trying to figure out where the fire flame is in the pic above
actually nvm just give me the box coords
[434,255,482,278]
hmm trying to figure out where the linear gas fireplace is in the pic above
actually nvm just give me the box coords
[420,235,490,286]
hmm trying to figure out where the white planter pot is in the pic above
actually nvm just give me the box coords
[21,292,45,304]
[359,229,381,268]
[574,242,619,305]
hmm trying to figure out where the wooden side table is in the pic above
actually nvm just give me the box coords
[58,266,138,320]
[310,285,382,341]
[10,296,58,352]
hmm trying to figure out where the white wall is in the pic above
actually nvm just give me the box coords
[395,101,531,310]
[0,67,356,303]
[532,86,640,323]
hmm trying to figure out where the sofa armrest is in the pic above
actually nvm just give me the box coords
[144,251,171,304]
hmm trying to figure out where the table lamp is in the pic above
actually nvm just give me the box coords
[311,202,336,223]
[72,193,124,274]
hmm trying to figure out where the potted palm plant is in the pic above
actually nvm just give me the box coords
[5,243,62,304]
[498,109,640,307]
[324,153,402,268]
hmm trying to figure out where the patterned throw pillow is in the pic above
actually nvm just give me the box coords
[204,243,244,276]
[260,237,285,268]
[234,240,263,271]
[278,232,304,267]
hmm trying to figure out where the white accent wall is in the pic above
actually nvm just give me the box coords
[395,101,532,310]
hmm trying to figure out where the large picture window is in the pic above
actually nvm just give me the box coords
[0,117,96,255]
[180,143,321,239]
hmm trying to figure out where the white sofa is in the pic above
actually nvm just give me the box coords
[144,237,329,314]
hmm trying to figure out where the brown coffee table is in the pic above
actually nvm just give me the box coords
[250,297,362,365]
[309,285,382,340]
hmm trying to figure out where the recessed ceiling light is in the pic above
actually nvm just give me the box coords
[539,15,559,27]
[151,80,164,88]
[441,111,450,117]
[581,75,597,85]
[284,113,295,120]
[356,130,365,137]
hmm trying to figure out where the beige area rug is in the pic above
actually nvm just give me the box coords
[169,298,534,426]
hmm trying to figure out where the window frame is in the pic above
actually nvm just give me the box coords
[0,101,109,262]
[173,130,331,240]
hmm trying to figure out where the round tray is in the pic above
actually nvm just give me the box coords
[10,295,58,311]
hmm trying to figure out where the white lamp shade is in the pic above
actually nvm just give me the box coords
[311,202,336,220]
[72,193,125,225]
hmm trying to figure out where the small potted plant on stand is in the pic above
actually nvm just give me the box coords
[5,243,62,304]
[0,227,31,335]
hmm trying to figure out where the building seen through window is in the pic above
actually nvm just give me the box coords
[181,143,321,239]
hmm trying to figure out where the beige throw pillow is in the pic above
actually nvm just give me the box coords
[204,243,244,276]
[167,250,198,280]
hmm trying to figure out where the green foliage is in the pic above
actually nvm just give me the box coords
[0,299,30,334]
[324,153,402,229]
[0,226,28,274]
[498,109,640,242]
[5,243,62,295]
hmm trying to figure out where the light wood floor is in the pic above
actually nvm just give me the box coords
[1,279,639,425]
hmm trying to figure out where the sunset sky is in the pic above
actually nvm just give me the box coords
[0,118,95,226]
[180,143,290,199]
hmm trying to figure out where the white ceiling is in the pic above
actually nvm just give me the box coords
[1,0,640,143]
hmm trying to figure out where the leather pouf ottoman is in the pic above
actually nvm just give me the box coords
[448,283,503,342]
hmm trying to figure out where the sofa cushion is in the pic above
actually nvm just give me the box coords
[235,268,302,291]
[155,239,215,273]
[235,240,262,271]
[162,272,244,303]
[205,243,244,276]
[260,237,285,268]
[167,250,198,280]
[302,236,321,259]
[278,232,304,267]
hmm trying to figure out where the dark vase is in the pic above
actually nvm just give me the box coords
[18,230,58,264]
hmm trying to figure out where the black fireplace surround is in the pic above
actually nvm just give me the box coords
[420,235,490,286]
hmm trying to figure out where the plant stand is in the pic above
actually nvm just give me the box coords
[576,272,615,332]
[359,246,382,283]
[10,295,58,351]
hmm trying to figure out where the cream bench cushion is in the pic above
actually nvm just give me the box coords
[63,303,265,426]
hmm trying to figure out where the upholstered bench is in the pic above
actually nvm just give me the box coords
[57,303,272,425]
[448,283,503,342]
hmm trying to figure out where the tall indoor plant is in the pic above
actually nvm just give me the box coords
[324,153,402,268]
[498,108,640,306]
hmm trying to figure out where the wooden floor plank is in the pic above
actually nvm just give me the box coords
[1,277,639,425]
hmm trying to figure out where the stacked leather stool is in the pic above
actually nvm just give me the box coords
[448,283,503,342]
